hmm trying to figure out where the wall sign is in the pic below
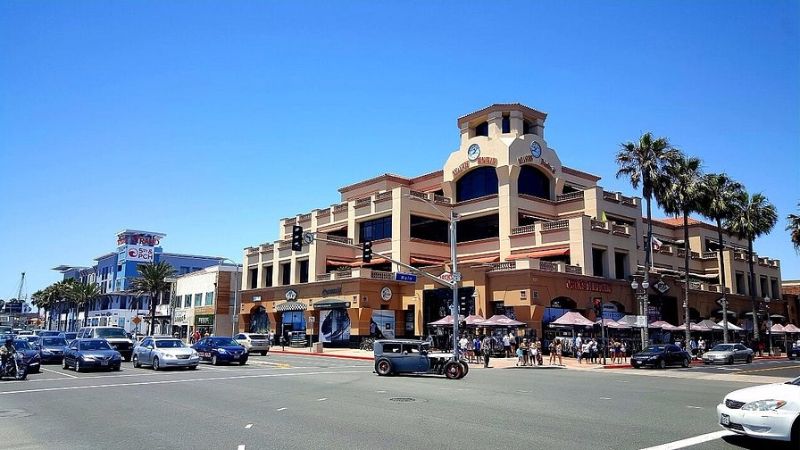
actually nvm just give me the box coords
[452,157,498,177]
[565,279,612,294]
[322,286,342,297]
[380,287,393,302]
[285,289,298,301]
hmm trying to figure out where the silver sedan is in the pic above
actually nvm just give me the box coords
[702,343,754,365]
[132,336,200,370]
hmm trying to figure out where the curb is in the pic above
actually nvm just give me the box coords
[268,350,374,361]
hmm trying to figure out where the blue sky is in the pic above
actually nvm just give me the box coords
[1,1,798,299]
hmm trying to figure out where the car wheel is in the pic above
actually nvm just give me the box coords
[239,360,246,366]
[459,361,469,378]
[658,359,666,370]
[375,359,392,376]
[62,358,68,370]
[746,355,753,364]
[112,365,121,371]
[261,351,267,356]
[132,355,141,368]
[75,360,82,373]
[152,357,160,371]
[681,358,689,368]
[790,417,800,445]
[727,357,734,365]
[211,355,219,366]
[30,367,40,374]
[188,365,197,370]
[444,362,463,380]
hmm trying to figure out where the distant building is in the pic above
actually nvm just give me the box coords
[172,264,241,339]
[53,229,224,333]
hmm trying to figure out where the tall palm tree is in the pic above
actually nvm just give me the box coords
[655,153,702,345]
[726,191,778,342]
[130,262,176,336]
[787,202,800,252]
[698,173,744,342]
[50,279,76,331]
[31,289,50,328]
[69,282,102,327]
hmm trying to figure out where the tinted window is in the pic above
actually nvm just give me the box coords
[237,334,246,339]
[12,341,31,350]
[249,334,267,340]
[141,338,152,347]
[518,165,551,199]
[359,216,392,242]
[95,328,127,338]
[644,346,666,353]
[79,340,112,351]
[42,338,66,346]
[711,344,734,352]
[154,339,185,349]
[382,343,401,353]
[456,167,498,202]
[210,338,238,346]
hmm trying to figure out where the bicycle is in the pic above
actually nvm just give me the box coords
[359,337,375,351]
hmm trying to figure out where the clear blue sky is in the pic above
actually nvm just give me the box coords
[1,1,798,300]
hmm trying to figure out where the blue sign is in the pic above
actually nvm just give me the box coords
[394,272,417,283]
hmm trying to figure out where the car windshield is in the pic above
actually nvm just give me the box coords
[42,338,67,346]
[79,340,112,351]
[249,334,267,340]
[39,331,60,337]
[12,341,31,350]
[63,333,77,340]
[155,339,185,349]
[211,338,239,346]
[711,344,734,352]
[95,328,127,338]
[644,346,666,353]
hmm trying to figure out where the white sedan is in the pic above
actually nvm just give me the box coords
[717,376,800,443]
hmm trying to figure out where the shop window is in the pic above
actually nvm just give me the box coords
[735,272,746,295]
[359,216,392,242]
[771,278,779,298]
[592,248,606,277]
[501,115,510,133]
[456,167,498,202]
[456,214,499,242]
[299,260,309,283]
[249,268,258,289]
[264,266,273,287]
[614,252,628,280]
[205,292,214,306]
[281,262,291,286]
[194,293,202,307]
[410,215,449,243]
[474,121,488,137]
[518,165,551,200]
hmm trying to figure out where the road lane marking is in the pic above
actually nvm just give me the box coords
[238,445,245,450]
[40,368,77,379]
[640,430,735,450]
[245,424,253,429]
[277,407,287,411]
[0,370,366,396]
[686,405,703,409]
[600,397,612,400]
[317,398,327,401]
[737,365,800,374]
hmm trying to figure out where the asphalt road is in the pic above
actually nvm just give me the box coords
[0,354,796,450]
[681,358,800,380]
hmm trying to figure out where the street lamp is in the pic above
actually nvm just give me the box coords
[631,276,650,351]
[764,296,773,356]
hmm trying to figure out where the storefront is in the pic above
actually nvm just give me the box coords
[195,314,214,336]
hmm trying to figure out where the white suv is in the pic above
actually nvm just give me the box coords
[235,333,270,356]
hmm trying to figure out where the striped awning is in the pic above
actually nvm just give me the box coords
[275,301,307,312]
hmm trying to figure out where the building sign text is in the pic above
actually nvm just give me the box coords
[565,279,612,294]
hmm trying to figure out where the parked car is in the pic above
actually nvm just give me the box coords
[717,376,800,443]
[59,332,78,344]
[192,337,248,365]
[702,343,754,365]
[15,330,33,336]
[62,339,122,372]
[76,326,134,361]
[373,339,467,379]
[235,333,270,356]
[132,336,199,370]
[12,339,41,374]
[38,336,68,364]
[631,344,691,369]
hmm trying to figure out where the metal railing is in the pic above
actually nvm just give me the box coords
[556,191,584,201]
[324,235,353,245]
[542,220,569,231]
[511,225,537,235]
[370,270,394,280]
[539,261,558,272]
[565,265,583,275]
[489,261,516,272]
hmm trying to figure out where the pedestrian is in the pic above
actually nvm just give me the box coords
[698,337,706,358]
[473,336,481,364]
[575,334,583,360]
[620,341,627,363]
[481,334,494,368]
[589,338,598,364]
[689,337,698,360]
[555,339,563,366]
[502,333,511,358]
[548,340,556,365]
[508,331,517,356]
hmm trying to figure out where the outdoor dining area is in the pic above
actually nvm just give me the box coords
[426,313,526,355]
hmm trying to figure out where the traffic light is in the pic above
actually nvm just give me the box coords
[291,225,303,251]
[593,297,602,317]
[362,240,373,263]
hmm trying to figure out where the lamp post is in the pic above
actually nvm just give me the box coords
[631,275,650,351]
[764,296,773,356]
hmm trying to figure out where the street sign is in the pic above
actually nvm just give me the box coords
[394,272,417,283]
[655,280,670,294]
[439,271,462,283]
[716,297,728,307]
[131,316,141,325]
[634,315,647,328]
[303,232,315,244]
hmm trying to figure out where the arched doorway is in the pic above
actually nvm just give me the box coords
[550,297,577,309]
[249,305,270,334]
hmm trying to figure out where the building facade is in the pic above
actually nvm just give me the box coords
[238,104,786,347]
[172,264,241,339]
[53,229,225,333]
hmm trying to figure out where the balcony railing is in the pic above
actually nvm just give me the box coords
[370,270,394,280]
[298,213,311,222]
[556,191,584,202]
[612,224,630,236]
[316,273,331,281]
[409,190,428,200]
[602,190,639,207]
[432,194,451,204]
[542,220,569,231]
[324,235,353,245]
[489,261,516,272]
[316,208,331,218]
[539,261,558,272]
[565,265,583,275]
[277,240,292,250]
[332,203,348,213]
[702,251,718,259]
[511,225,537,235]
[354,197,372,208]
[375,191,393,202]
[333,269,352,279]
[259,244,274,252]
[591,219,609,231]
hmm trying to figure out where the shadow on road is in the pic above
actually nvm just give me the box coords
[721,434,796,449]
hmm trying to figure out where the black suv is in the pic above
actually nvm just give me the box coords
[76,327,134,361]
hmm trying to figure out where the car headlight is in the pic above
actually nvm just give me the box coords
[162,353,176,359]
[190,350,199,357]
[217,348,227,354]
[41,349,52,355]
[741,399,787,411]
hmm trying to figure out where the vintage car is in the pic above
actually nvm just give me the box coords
[373,339,468,379]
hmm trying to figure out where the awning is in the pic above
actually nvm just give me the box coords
[783,324,800,333]
[717,320,743,331]
[312,300,351,310]
[327,258,357,267]
[507,248,569,260]
[550,311,594,327]
[459,255,500,264]
[481,314,526,327]
[410,256,447,266]
[361,257,388,265]
[275,301,307,312]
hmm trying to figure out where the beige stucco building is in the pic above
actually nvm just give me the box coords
[238,103,785,347]
[173,264,240,339]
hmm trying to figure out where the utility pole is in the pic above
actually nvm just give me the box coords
[449,211,460,359]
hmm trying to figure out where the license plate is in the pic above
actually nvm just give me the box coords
[101,361,109,366]
[233,355,239,359]
[720,414,730,426]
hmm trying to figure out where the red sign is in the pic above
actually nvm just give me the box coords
[565,279,612,293]
[452,157,498,177]
[117,233,161,246]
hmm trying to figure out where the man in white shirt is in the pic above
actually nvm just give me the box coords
[575,334,583,359]
[502,334,511,358]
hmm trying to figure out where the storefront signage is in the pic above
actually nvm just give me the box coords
[322,286,342,297]
[253,295,262,302]
[118,245,155,263]
[195,314,214,326]
[174,311,187,323]
[516,155,555,173]
[452,157,498,177]
[565,279,612,293]
[285,289,298,301]
[117,233,161,246]
[195,306,214,315]
[380,287,393,302]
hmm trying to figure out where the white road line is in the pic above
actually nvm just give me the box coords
[238,445,245,450]
[686,405,703,409]
[640,430,735,450]
[316,398,327,401]
[0,370,365,396]
[376,390,387,393]
[40,368,77,379]
[245,424,253,429]
[276,407,287,411]
[600,397,612,400]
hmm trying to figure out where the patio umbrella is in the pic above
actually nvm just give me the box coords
[481,314,525,327]
[695,320,719,332]
[464,314,486,326]
[770,323,785,334]
[428,315,464,326]
[783,324,800,333]
[717,320,743,331]
[596,318,630,329]
[551,312,595,327]
[648,320,675,329]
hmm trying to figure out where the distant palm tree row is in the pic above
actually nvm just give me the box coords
[30,261,176,335]
[616,132,794,344]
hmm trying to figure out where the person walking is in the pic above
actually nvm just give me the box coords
[481,334,494,368]
[555,339,563,366]
[502,333,511,358]
[698,337,706,359]
[589,338,598,364]
[473,336,481,365]
[689,337,698,360]
[535,339,543,365]
[574,334,583,360]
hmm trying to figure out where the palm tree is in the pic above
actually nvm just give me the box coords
[698,173,744,342]
[787,202,800,252]
[726,191,778,343]
[30,290,49,328]
[49,279,76,331]
[69,282,102,327]
[655,153,702,345]
[130,262,176,335]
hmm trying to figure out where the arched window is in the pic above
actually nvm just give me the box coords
[518,165,551,200]
[455,167,498,202]
[550,297,577,309]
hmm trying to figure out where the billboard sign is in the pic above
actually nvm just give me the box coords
[119,245,155,263]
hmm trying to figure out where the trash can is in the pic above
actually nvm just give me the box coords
[311,342,324,353]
